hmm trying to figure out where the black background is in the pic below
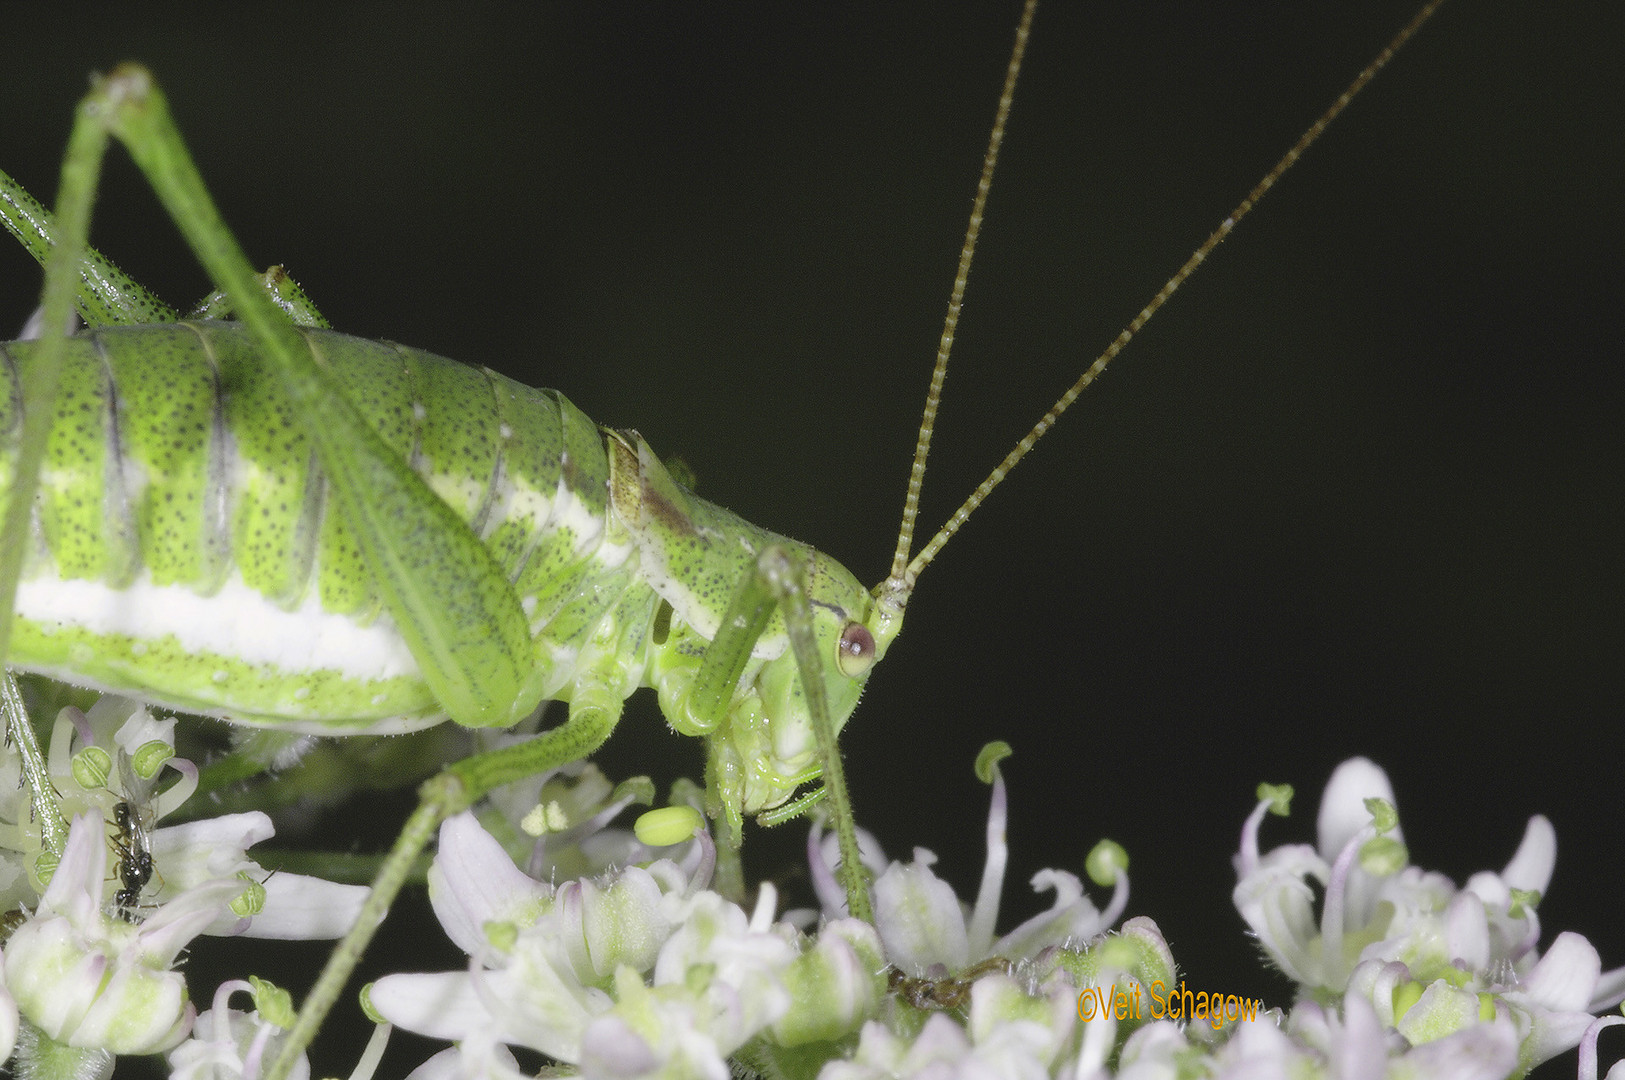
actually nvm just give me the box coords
[1,3,1620,1077]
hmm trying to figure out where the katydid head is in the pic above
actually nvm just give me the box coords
[609,429,894,816]
[729,551,890,807]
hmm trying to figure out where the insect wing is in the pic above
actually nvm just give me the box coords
[109,753,158,919]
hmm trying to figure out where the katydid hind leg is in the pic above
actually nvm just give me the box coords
[2,6,1615,1076]
[0,75,536,731]
[41,70,668,1074]
[0,91,115,669]
[0,167,178,329]
[81,67,539,731]
[0,165,328,328]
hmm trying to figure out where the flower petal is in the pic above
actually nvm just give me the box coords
[1520,931,1601,1013]
[872,850,969,974]
[227,872,368,940]
[1499,815,1556,895]
[429,812,553,958]
[1316,759,1400,864]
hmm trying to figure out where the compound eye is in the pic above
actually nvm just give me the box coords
[836,622,876,678]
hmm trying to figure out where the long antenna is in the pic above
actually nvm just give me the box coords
[879,0,1445,607]
[887,0,1036,586]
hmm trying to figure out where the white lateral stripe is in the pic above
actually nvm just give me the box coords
[15,572,420,680]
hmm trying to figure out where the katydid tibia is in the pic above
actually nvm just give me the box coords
[0,1,1449,1073]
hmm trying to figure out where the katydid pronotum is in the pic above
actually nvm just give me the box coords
[2,2,1618,1075]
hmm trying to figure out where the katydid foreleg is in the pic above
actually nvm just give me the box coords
[275,537,874,1076]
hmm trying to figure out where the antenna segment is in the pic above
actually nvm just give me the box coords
[879,0,1445,611]
[887,0,1036,586]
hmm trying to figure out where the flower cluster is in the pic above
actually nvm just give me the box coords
[367,750,1625,1080]
[0,694,369,1077]
[369,808,871,1075]
[1,691,1621,1080]
[1231,756,1624,1078]
[371,743,1148,1078]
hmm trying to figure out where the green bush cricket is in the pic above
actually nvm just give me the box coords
[2,3,1618,1074]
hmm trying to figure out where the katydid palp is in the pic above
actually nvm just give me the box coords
[0,2,1618,1071]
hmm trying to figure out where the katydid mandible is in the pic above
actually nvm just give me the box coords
[0,1,1445,1071]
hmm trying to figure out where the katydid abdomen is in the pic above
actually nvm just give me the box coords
[0,322,882,814]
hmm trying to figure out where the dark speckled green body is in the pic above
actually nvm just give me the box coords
[0,323,885,812]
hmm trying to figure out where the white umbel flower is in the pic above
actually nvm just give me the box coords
[4,812,243,1055]
[371,811,800,1076]
[1233,757,1602,1073]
